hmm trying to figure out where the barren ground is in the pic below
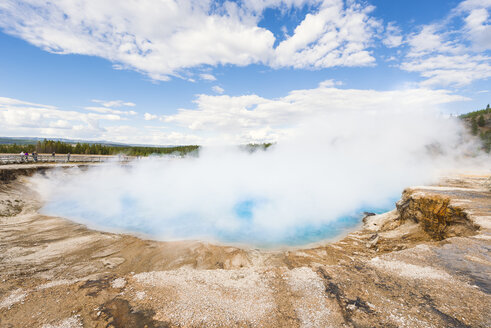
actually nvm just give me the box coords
[0,165,490,327]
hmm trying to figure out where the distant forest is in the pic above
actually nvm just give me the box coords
[460,104,491,152]
[0,139,200,156]
[0,139,273,156]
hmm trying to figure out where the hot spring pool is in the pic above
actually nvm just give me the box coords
[34,156,405,248]
[41,197,396,248]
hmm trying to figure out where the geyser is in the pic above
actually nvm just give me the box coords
[31,109,486,247]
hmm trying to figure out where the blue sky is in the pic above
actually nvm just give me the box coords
[0,0,489,145]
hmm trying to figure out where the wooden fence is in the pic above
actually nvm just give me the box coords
[0,154,132,165]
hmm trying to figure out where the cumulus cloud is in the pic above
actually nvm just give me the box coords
[212,85,225,94]
[0,0,380,80]
[0,80,471,146]
[200,73,217,81]
[401,54,491,87]
[456,0,491,50]
[318,79,343,87]
[400,0,491,87]
[92,99,136,108]
[83,99,138,116]
[1,0,487,89]
[0,96,122,139]
[0,96,202,144]
[382,22,403,48]
[85,106,137,116]
[144,113,158,121]
[242,0,321,13]
[0,0,277,81]
[164,81,469,144]
[103,125,203,145]
[272,0,381,68]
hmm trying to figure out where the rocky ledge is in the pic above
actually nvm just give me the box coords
[0,166,490,327]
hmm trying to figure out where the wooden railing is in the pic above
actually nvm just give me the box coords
[0,154,132,165]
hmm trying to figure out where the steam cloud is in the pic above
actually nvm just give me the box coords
[31,107,488,247]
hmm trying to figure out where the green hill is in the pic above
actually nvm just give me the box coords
[460,104,491,152]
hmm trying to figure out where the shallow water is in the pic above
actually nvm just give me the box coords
[41,197,396,247]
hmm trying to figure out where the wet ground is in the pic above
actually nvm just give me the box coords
[0,165,490,327]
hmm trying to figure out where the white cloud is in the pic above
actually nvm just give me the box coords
[85,106,137,116]
[383,22,403,48]
[406,25,459,58]
[272,0,381,68]
[0,0,380,80]
[164,81,469,144]
[318,79,343,87]
[401,54,491,87]
[91,99,136,107]
[400,0,491,87]
[212,85,225,94]
[0,96,203,145]
[0,81,470,146]
[0,96,122,139]
[49,119,71,129]
[144,113,158,121]
[454,0,491,50]
[0,96,57,109]
[242,0,320,13]
[0,0,275,81]
[200,73,217,81]
[462,7,491,50]
[102,125,203,145]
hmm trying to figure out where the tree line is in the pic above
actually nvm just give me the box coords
[459,104,490,120]
[461,104,491,152]
[0,139,200,156]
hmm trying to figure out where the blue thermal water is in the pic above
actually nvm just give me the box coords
[226,198,397,246]
[42,196,397,248]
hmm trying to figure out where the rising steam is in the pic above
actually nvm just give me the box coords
[31,107,488,247]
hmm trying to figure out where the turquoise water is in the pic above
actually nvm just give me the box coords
[42,197,396,248]
[227,198,396,247]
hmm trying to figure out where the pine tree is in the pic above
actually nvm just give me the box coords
[471,117,478,135]
[477,114,485,127]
